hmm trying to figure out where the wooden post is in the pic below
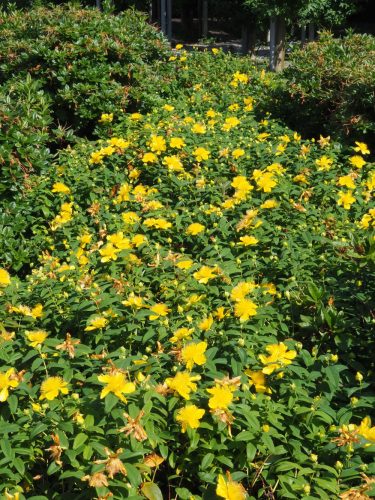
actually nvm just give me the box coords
[202,0,208,39]
[269,17,276,71]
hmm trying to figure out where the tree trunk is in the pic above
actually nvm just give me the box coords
[308,22,315,41]
[201,0,208,39]
[275,16,286,72]
[241,22,256,55]
[160,0,167,36]
[180,0,194,40]
[166,0,172,41]
[269,17,276,71]
[301,25,306,46]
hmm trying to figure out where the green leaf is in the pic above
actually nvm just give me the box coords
[141,482,163,500]
[73,433,88,450]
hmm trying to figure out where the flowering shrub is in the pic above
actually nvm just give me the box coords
[0,43,374,500]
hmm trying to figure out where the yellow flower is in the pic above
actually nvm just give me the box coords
[99,243,120,262]
[170,137,186,149]
[358,417,375,442]
[149,135,166,154]
[108,137,129,149]
[193,147,210,162]
[232,148,245,159]
[99,113,113,123]
[207,384,234,410]
[142,152,158,164]
[315,155,333,171]
[216,473,247,500]
[230,281,256,302]
[245,370,271,394]
[338,175,355,189]
[149,303,170,320]
[234,299,258,322]
[0,368,19,402]
[186,223,205,235]
[212,48,219,54]
[199,315,214,331]
[131,112,143,121]
[98,372,135,402]
[122,293,144,309]
[132,234,148,247]
[175,43,184,50]
[165,371,201,399]
[122,211,140,225]
[238,235,258,246]
[337,190,356,210]
[192,123,206,134]
[259,342,297,374]
[163,155,184,172]
[0,268,11,287]
[222,116,240,131]
[254,171,277,192]
[163,104,175,112]
[89,151,104,164]
[25,330,48,348]
[176,259,194,270]
[170,327,194,343]
[181,342,207,370]
[349,155,366,169]
[107,232,132,250]
[85,316,108,331]
[143,218,172,230]
[353,142,370,155]
[193,266,217,284]
[52,182,71,194]
[260,199,278,209]
[176,405,205,432]
[39,376,69,401]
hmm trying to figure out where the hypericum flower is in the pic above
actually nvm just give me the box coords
[315,155,334,171]
[259,342,297,374]
[89,151,104,164]
[353,142,370,155]
[0,268,11,287]
[199,315,214,331]
[230,281,256,302]
[238,235,258,246]
[98,371,135,402]
[25,330,48,348]
[338,175,356,189]
[99,113,113,123]
[261,199,278,209]
[358,417,375,442]
[176,259,194,270]
[132,234,148,247]
[234,299,258,322]
[207,384,234,410]
[193,147,210,162]
[176,405,205,432]
[193,266,217,284]
[108,137,129,149]
[216,473,247,500]
[245,370,271,394]
[122,211,140,225]
[232,148,245,159]
[122,293,144,309]
[85,316,108,331]
[163,155,184,172]
[39,376,69,401]
[170,137,186,149]
[163,104,175,112]
[0,368,19,402]
[181,342,207,370]
[107,232,132,250]
[142,152,158,164]
[52,182,71,194]
[254,171,277,192]
[170,327,194,343]
[149,303,171,320]
[349,155,366,169]
[186,223,205,235]
[337,190,356,210]
[149,135,166,154]
[165,371,201,399]
[143,218,172,230]
[222,116,240,131]
[192,123,206,134]
[10,303,43,319]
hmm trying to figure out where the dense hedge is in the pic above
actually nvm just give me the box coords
[267,32,375,146]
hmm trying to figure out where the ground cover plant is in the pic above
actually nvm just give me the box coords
[0,11,374,500]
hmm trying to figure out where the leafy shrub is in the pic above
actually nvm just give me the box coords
[0,5,169,132]
[269,32,375,145]
[0,48,374,498]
